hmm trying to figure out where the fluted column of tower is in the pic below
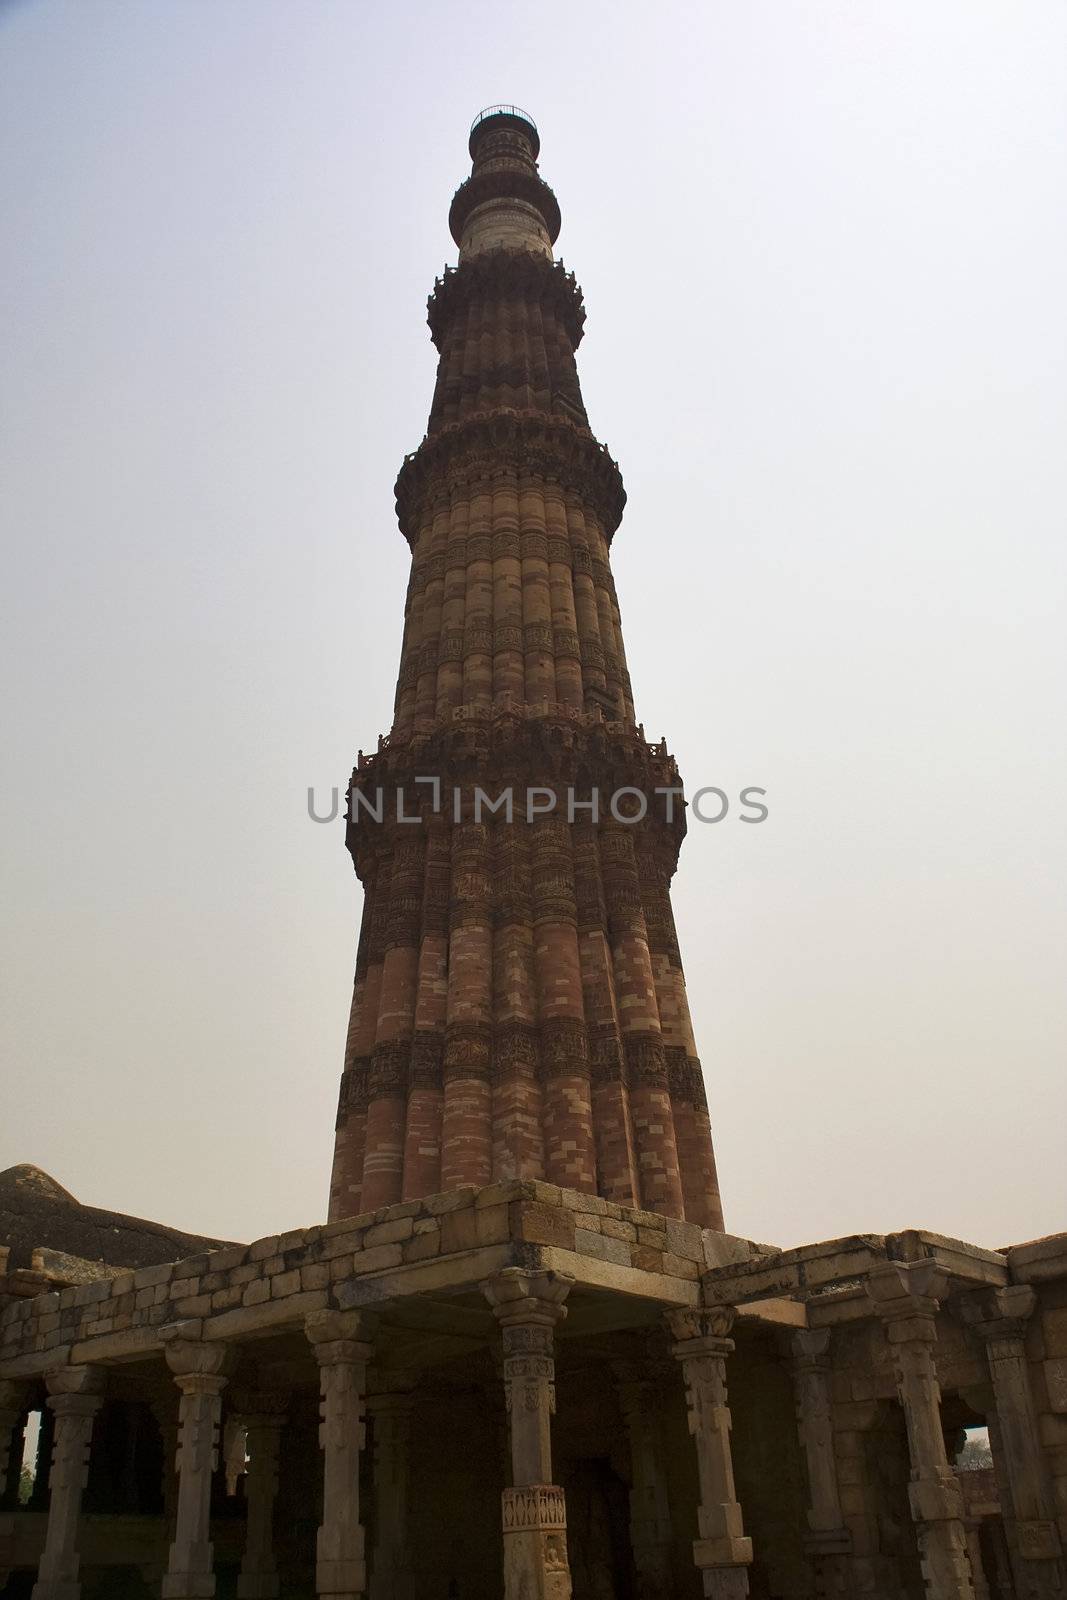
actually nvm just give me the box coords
[329,108,725,1229]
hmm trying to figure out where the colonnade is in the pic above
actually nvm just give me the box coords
[6,1266,1064,1600]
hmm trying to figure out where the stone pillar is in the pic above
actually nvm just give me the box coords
[961,1287,1065,1598]
[233,1392,288,1600]
[0,1379,30,1588]
[31,1365,105,1600]
[483,1267,574,1600]
[964,1523,992,1600]
[306,1308,376,1600]
[612,1360,674,1599]
[140,1390,179,1594]
[151,1388,181,1525]
[368,1376,417,1600]
[788,1329,851,1595]
[161,1334,234,1600]
[0,1380,29,1508]
[666,1307,752,1600]
[488,1346,512,1484]
[868,1261,976,1600]
[961,1383,1022,1596]
[29,1404,55,1511]
[984,1506,1016,1600]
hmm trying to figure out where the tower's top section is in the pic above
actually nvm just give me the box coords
[468,104,540,159]
[450,105,562,263]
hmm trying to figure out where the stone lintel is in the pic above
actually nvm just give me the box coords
[203,1289,330,1344]
[885,1229,1008,1286]
[336,1240,703,1312]
[805,1287,877,1327]
[701,1229,1010,1321]
[0,1345,73,1380]
[1006,1231,1067,1284]
[702,1237,887,1306]
[534,1246,699,1307]
[335,1244,513,1309]
[70,1326,165,1366]
[958,1282,1037,1338]
[735,1296,808,1329]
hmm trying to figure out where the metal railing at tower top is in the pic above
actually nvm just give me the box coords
[469,104,537,137]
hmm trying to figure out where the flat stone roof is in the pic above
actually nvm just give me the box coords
[5,1179,1061,1380]
[0,1180,753,1378]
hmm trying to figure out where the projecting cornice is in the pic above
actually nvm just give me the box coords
[345,714,688,878]
[394,410,626,549]
[448,167,561,250]
[427,250,586,350]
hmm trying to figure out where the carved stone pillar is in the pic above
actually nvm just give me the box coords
[0,1380,30,1508]
[150,1388,181,1537]
[161,1333,234,1600]
[232,1391,288,1600]
[612,1360,674,1599]
[868,1262,976,1600]
[483,1267,574,1600]
[306,1308,377,1600]
[788,1329,851,1595]
[139,1390,178,1595]
[960,1287,1064,1598]
[0,1379,30,1589]
[368,1376,417,1600]
[982,1497,1017,1600]
[666,1307,752,1600]
[964,1523,992,1600]
[489,1345,511,1480]
[31,1365,105,1600]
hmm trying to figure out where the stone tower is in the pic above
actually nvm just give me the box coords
[329,107,724,1231]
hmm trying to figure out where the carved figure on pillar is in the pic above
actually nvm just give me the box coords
[305,1308,377,1600]
[483,1267,574,1600]
[960,1286,1065,1599]
[787,1328,851,1595]
[868,1262,977,1600]
[30,1365,104,1600]
[667,1306,752,1600]
[160,1330,234,1600]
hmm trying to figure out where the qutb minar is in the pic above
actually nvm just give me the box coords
[1,107,1065,1600]
[329,105,724,1233]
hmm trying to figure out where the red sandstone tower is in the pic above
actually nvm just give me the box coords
[329,108,724,1230]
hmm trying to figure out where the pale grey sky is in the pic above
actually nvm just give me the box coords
[2,1,1064,1251]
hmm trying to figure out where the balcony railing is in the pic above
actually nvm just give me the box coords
[470,104,537,137]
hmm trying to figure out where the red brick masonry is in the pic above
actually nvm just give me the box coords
[330,114,723,1231]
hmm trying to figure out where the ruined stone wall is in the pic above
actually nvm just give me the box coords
[826,1321,924,1598]
[1028,1272,1067,1538]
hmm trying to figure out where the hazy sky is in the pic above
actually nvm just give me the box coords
[2,1,1065,1252]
